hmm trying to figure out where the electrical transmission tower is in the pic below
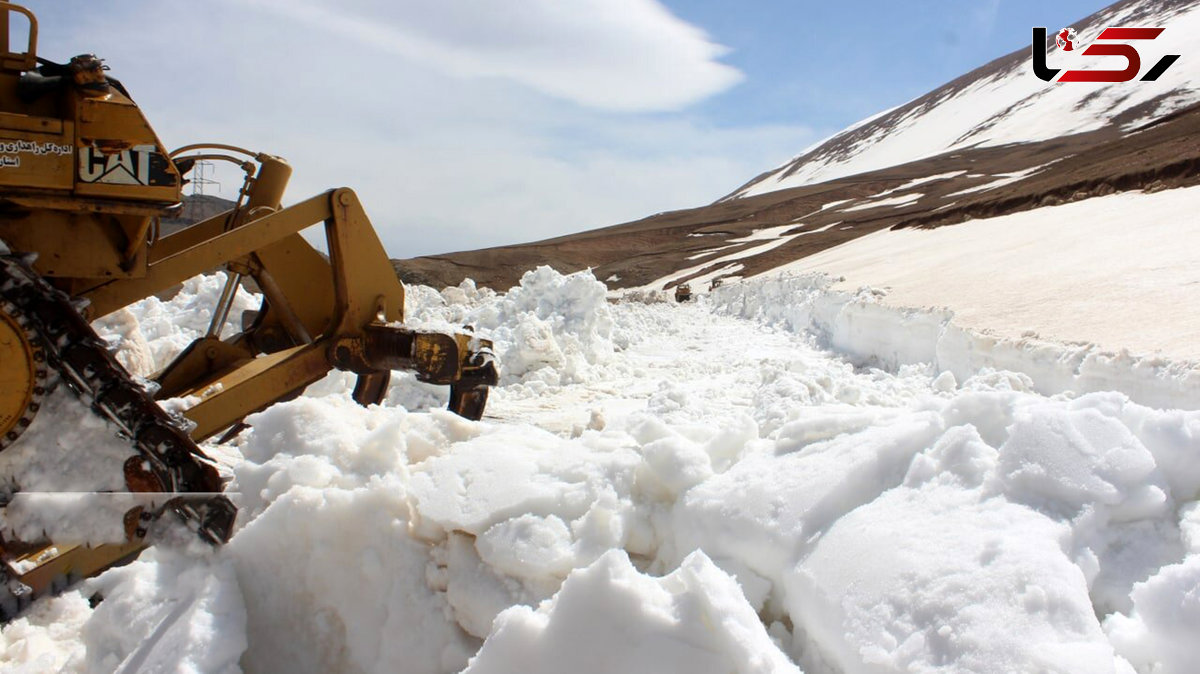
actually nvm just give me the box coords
[191,159,219,197]
[182,160,221,222]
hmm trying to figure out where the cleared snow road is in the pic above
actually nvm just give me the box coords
[2,268,1199,674]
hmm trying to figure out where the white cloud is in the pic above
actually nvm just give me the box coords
[29,1,816,258]
[248,0,744,112]
[305,120,818,254]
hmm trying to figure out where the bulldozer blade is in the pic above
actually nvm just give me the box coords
[449,384,490,421]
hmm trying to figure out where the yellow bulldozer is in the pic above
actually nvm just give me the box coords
[0,2,497,619]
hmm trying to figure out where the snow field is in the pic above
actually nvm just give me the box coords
[762,185,1200,367]
[1,267,1199,673]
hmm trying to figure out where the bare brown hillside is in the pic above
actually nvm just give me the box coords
[395,102,1200,292]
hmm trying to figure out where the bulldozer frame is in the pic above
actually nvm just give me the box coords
[0,1,497,618]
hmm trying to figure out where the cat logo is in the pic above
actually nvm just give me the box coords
[78,144,167,185]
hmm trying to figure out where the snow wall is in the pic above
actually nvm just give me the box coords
[709,273,1200,412]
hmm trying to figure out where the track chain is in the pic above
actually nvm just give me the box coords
[0,252,236,619]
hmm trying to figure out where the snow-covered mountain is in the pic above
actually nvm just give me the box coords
[730,0,1200,197]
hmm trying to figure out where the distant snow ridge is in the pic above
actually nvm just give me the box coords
[733,0,1200,197]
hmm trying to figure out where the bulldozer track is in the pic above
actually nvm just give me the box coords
[0,252,236,620]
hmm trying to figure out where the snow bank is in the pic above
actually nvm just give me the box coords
[462,550,800,674]
[94,272,259,377]
[80,550,246,674]
[670,390,1198,674]
[4,267,1200,674]
[407,266,613,387]
[0,548,245,673]
[1102,503,1200,674]
[230,483,476,674]
[0,593,89,672]
[788,479,1115,673]
[763,186,1200,364]
[1105,554,1200,674]
[709,273,1200,411]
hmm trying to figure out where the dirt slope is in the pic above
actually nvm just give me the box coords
[396,102,1200,292]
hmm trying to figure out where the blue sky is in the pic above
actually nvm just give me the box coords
[27,0,1107,257]
[662,0,1109,127]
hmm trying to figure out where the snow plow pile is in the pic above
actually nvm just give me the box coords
[0,1,496,618]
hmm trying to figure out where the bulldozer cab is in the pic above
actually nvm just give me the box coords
[1,4,179,197]
[0,2,183,284]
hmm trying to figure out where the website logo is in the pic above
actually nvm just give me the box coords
[1032,26,1179,83]
[1055,28,1077,51]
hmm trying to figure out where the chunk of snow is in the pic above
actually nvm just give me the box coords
[462,550,800,674]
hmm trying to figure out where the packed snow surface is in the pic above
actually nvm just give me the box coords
[3,267,1199,674]
[766,185,1200,363]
